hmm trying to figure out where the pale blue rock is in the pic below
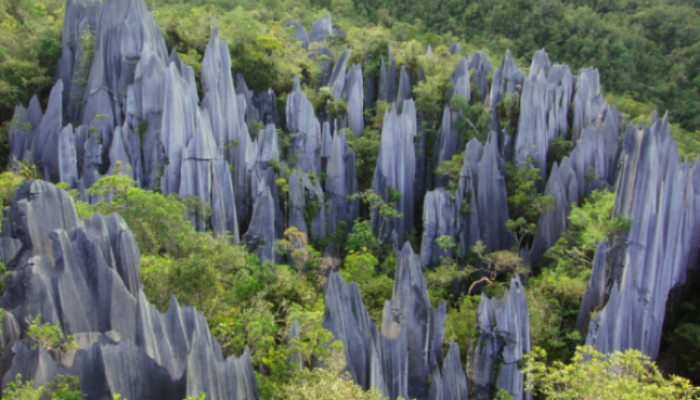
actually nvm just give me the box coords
[372,100,416,244]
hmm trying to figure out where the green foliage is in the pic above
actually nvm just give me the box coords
[44,375,81,400]
[529,190,631,363]
[0,0,63,124]
[3,374,43,400]
[350,189,402,221]
[525,346,700,399]
[346,219,379,255]
[505,159,554,243]
[26,315,76,353]
[283,342,387,400]
[0,168,25,206]
[424,258,471,306]
[469,240,528,295]
[348,128,380,192]
[358,0,700,134]
[443,295,479,365]
[435,152,464,192]
[449,95,488,143]
[275,227,321,275]
[341,248,394,323]
[545,190,631,277]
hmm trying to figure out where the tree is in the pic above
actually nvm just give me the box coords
[468,240,528,295]
[525,346,700,399]
[26,314,76,354]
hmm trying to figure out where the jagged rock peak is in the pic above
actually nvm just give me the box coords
[584,114,700,360]
[372,100,416,244]
[0,181,258,400]
[468,276,531,400]
[572,68,604,142]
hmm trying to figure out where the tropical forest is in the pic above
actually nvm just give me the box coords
[0,0,699,399]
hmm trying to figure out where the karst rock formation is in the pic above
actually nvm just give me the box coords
[3,0,698,398]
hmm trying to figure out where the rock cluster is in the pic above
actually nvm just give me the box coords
[0,181,258,400]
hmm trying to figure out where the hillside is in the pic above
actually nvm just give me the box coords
[0,0,698,399]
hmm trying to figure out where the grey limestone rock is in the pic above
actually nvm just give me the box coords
[584,115,700,360]
[329,48,350,99]
[323,243,449,400]
[372,100,416,244]
[81,0,168,134]
[575,240,607,337]
[527,104,621,268]
[57,0,102,124]
[420,189,456,268]
[325,128,359,232]
[287,171,326,240]
[382,243,446,400]
[527,157,579,268]
[316,46,335,89]
[469,52,491,104]
[467,276,531,400]
[285,20,309,49]
[242,182,276,263]
[309,13,335,44]
[200,25,249,230]
[286,75,322,175]
[32,81,64,180]
[572,68,604,143]
[433,56,471,182]
[455,134,513,259]
[378,47,397,104]
[488,50,525,159]
[0,182,259,400]
[430,341,468,400]
[344,63,364,136]
[397,65,412,107]
[514,50,573,184]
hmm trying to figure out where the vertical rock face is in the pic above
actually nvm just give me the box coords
[372,100,416,244]
[583,115,700,360]
[397,65,412,107]
[469,52,491,104]
[431,342,469,400]
[81,0,168,131]
[243,182,276,263]
[515,50,573,183]
[420,189,456,268]
[378,47,397,104]
[57,0,103,124]
[468,276,531,400]
[329,48,350,99]
[201,25,250,230]
[284,20,309,49]
[0,181,258,400]
[433,56,471,179]
[382,243,446,400]
[527,157,579,268]
[323,243,451,400]
[326,128,359,232]
[286,75,322,175]
[455,134,513,258]
[527,105,621,267]
[345,63,365,136]
[572,68,604,142]
[488,50,525,158]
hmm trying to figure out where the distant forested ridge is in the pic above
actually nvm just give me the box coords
[1,0,700,399]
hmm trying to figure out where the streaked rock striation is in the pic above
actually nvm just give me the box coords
[0,181,258,400]
[372,101,416,244]
[583,115,700,360]
[467,276,531,400]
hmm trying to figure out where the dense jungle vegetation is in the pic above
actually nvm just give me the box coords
[1,0,700,398]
